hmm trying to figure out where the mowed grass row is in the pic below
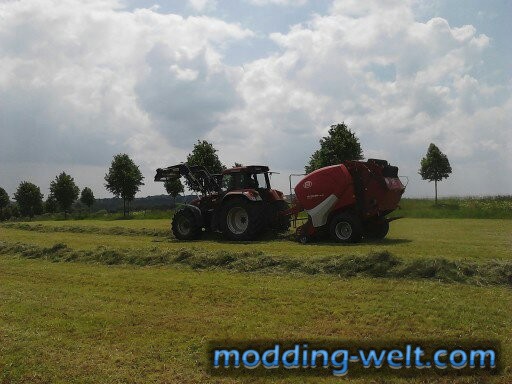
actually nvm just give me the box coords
[1,218,511,262]
[3,241,512,286]
[1,256,511,383]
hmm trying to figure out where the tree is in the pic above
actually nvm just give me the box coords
[419,143,452,204]
[0,187,9,217]
[305,123,364,173]
[80,187,95,213]
[186,140,225,192]
[44,194,58,214]
[164,178,184,207]
[9,204,20,219]
[104,154,145,217]
[13,182,43,219]
[50,172,80,219]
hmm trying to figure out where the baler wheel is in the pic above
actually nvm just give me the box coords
[220,198,264,241]
[171,209,202,240]
[364,219,389,240]
[329,213,362,243]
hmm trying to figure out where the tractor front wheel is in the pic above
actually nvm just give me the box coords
[171,209,202,240]
[221,198,264,241]
[329,213,362,243]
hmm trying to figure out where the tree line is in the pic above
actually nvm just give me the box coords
[0,124,452,221]
[0,174,96,221]
[0,141,223,221]
[0,154,144,221]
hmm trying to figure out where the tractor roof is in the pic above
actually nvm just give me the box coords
[222,165,269,175]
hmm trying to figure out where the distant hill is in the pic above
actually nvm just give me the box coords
[91,194,197,213]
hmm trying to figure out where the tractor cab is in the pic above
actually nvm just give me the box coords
[220,165,271,192]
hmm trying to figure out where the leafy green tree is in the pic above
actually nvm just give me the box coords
[104,154,145,217]
[164,178,184,207]
[186,140,225,192]
[80,187,95,213]
[50,172,80,219]
[44,194,58,214]
[10,204,20,218]
[419,143,452,204]
[305,123,364,173]
[0,205,13,221]
[0,187,9,220]
[14,182,43,219]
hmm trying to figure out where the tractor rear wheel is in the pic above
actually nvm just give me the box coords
[364,219,389,240]
[172,209,202,240]
[220,198,264,241]
[272,200,291,232]
[329,213,362,243]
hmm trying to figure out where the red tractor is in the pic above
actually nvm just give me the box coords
[154,163,290,240]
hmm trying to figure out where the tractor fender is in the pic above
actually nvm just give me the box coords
[222,190,262,202]
[176,204,203,227]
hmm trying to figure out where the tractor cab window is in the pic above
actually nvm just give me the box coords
[253,173,269,189]
[240,173,269,189]
[241,174,258,189]
[221,172,270,191]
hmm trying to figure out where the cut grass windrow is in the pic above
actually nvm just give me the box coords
[1,241,511,287]
[0,222,170,237]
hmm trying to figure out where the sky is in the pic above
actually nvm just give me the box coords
[0,0,511,200]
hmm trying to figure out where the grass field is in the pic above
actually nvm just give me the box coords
[1,217,511,383]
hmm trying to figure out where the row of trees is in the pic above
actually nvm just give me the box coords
[0,141,225,221]
[0,174,96,220]
[0,124,452,221]
[1,154,144,220]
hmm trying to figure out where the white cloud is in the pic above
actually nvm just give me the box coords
[248,0,308,6]
[0,0,252,195]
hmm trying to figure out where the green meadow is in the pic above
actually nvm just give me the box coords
[1,213,511,383]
